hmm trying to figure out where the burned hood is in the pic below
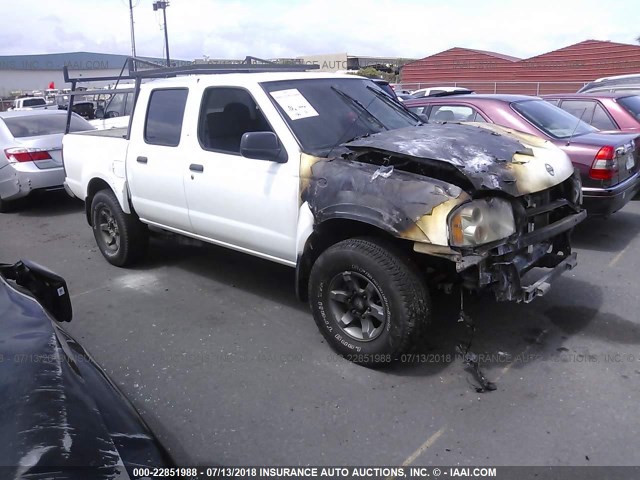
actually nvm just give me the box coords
[344,123,574,196]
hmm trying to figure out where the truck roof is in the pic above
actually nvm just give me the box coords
[141,71,364,89]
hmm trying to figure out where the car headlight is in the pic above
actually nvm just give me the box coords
[449,198,515,247]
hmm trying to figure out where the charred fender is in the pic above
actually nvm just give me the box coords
[301,156,470,245]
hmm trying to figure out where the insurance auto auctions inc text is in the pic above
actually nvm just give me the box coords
[256,467,497,478]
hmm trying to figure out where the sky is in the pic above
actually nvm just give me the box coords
[0,0,638,61]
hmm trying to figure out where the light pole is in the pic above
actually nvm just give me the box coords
[152,1,171,67]
[129,0,137,70]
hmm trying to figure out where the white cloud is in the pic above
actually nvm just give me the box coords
[0,0,637,60]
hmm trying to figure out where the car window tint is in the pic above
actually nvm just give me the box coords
[512,99,596,139]
[23,98,46,107]
[428,105,473,122]
[144,89,188,147]
[591,104,617,130]
[198,87,274,154]
[618,96,640,120]
[408,106,426,115]
[469,110,487,122]
[558,100,596,124]
[3,114,93,138]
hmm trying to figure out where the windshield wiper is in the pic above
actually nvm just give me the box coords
[330,86,388,131]
[365,85,424,126]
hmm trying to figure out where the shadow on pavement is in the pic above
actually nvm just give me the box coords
[9,191,84,218]
[572,209,640,253]
[385,277,608,379]
[138,235,305,313]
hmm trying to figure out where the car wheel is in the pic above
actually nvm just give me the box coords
[309,237,430,366]
[91,190,148,267]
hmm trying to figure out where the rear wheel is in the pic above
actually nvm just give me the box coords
[91,190,148,267]
[309,237,430,366]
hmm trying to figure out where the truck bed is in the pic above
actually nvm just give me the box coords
[63,129,129,203]
[74,126,128,139]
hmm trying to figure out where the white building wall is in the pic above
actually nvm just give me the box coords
[0,69,126,97]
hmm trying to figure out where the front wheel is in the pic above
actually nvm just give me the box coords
[91,190,148,267]
[309,237,430,366]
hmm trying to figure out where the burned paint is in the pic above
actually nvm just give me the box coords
[302,156,469,243]
[344,123,574,197]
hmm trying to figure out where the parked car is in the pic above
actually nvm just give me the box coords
[542,93,640,133]
[8,96,50,111]
[578,73,640,95]
[410,86,474,98]
[404,94,640,216]
[0,259,175,476]
[396,92,415,102]
[371,78,401,102]
[0,110,94,212]
[55,94,96,120]
[63,70,585,365]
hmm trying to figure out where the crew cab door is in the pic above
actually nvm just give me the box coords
[126,88,192,232]
[183,86,299,264]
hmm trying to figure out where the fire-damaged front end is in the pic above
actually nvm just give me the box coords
[302,123,586,304]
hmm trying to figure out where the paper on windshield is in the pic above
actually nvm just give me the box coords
[270,89,319,120]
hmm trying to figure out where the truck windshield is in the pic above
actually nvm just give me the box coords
[261,78,420,155]
[4,114,93,138]
[511,99,597,139]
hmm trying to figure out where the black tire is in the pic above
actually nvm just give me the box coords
[309,237,430,366]
[91,190,148,267]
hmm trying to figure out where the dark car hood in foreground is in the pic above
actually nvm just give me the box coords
[0,275,173,479]
[344,123,574,197]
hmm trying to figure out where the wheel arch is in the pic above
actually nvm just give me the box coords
[85,177,132,225]
[295,214,411,302]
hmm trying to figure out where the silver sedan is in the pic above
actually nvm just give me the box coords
[0,110,93,212]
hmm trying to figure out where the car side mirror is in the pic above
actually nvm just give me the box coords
[95,107,105,119]
[418,113,429,123]
[240,131,286,163]
[1,260,72,322]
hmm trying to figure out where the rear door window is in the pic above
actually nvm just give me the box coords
[591,103,617,130]
[558,100,596,123]
[144,89,188,147]
[428,105,481,122]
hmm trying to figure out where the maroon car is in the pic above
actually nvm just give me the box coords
[542,93,640,133]
[404,94,640,216]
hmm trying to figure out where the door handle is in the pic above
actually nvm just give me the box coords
[136,156,148,164]
[189,164,204,173]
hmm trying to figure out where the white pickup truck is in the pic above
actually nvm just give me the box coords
[9,97,50,111]
[63,70,586,364]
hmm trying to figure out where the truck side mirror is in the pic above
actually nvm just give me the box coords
[240,131,287,163]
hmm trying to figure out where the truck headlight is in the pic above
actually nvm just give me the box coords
[449,198,515,247]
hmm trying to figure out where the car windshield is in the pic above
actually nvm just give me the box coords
[261,78,420,155]
[511,99,597,139]
[618,95,640,120]
[3,114,93,138]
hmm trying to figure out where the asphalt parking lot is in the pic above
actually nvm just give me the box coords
[2,192,640,467]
